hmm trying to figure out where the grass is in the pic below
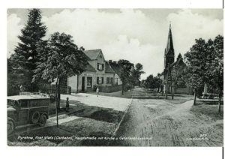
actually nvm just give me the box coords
[62,100,124,123]
[9,98,123,146]
[190,103,223,121]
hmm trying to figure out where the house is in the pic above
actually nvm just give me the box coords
[67,49,122,93]
[108,60,123,86]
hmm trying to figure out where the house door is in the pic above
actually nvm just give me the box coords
[82,77,85,92]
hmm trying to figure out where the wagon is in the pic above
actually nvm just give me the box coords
[7,95,50,134]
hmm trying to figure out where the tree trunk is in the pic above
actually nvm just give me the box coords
[165,84,167,99]
[171,84,174,100]
[55,77,59,127]
[218,90,222,113]
[122,83,124,95]
[76,74,79,93]
[193,90,197,105]
[57,79,61,110]
[172,89,174,99]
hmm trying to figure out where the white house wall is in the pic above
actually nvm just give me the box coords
[68,50,122,92]
[69,72,119,92]
[68,75,78,93]
[115,74,122,85]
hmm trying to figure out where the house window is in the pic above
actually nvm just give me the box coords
[97,63,104,71]
[102,77,104,84]
[107,77,114,84]
[111,78,113,84]
[87,77,92,88]
[97,77,104,84]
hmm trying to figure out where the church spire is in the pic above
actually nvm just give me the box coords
[164,23,175,68]
[165,23,174,54]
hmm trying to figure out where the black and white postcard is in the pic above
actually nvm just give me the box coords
[7,8,223,147]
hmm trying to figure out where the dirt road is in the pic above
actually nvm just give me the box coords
[111,88,223,146]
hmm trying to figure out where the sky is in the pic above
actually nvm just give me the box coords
[7,8,223,79]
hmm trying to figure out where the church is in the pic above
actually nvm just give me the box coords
[160,24,192,97]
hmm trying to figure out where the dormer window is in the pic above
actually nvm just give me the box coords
[97,63,104,71]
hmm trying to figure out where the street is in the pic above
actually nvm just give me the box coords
[111,87,223,146]
[8,87,223,146]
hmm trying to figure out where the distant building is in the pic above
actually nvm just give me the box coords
[67,49,122,93]
[160,24,192,95]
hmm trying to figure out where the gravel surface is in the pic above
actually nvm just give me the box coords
[111,88,223,146]
[61,93,132,111]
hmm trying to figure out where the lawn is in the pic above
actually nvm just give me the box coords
[190,103,223,121]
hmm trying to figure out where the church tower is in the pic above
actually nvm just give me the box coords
[164,24,175,69]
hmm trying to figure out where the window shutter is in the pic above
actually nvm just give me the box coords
[102,64,104,70]
[102,77,104,84]
[97,77,99,84]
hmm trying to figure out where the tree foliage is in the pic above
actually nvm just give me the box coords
[184,39,206,90]
[118,59,134,95]
[184,35,223,107]
[8,9,47,93]
[131,63,145,86]
[33,32,88,82]
[206,35,223,112]
[33,32,88,109]
[144,74,162,91]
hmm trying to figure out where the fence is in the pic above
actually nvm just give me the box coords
[98,85,122,93]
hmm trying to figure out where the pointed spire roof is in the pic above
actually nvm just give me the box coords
[165,23,174,55]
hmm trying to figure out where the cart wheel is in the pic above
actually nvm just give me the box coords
[31,111,40,124]
[39,114,47,127]
[7,118,15,135]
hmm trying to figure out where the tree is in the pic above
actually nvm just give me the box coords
[131,63,145,86]
[206,35,223,113]
[33,32,88,126]
[144,74,162,91]
[145,75,154,88]
[118,60,134,95]
[184,38,208,105]
[153,76,162,92]
[9,9,47,92]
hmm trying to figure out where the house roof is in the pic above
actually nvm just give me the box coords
[161,56,186,76]
[85,63,96,72]
[83,49,103,60]
[105,61,115,73]
[109,61,122,78]
[8,95,49,100]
